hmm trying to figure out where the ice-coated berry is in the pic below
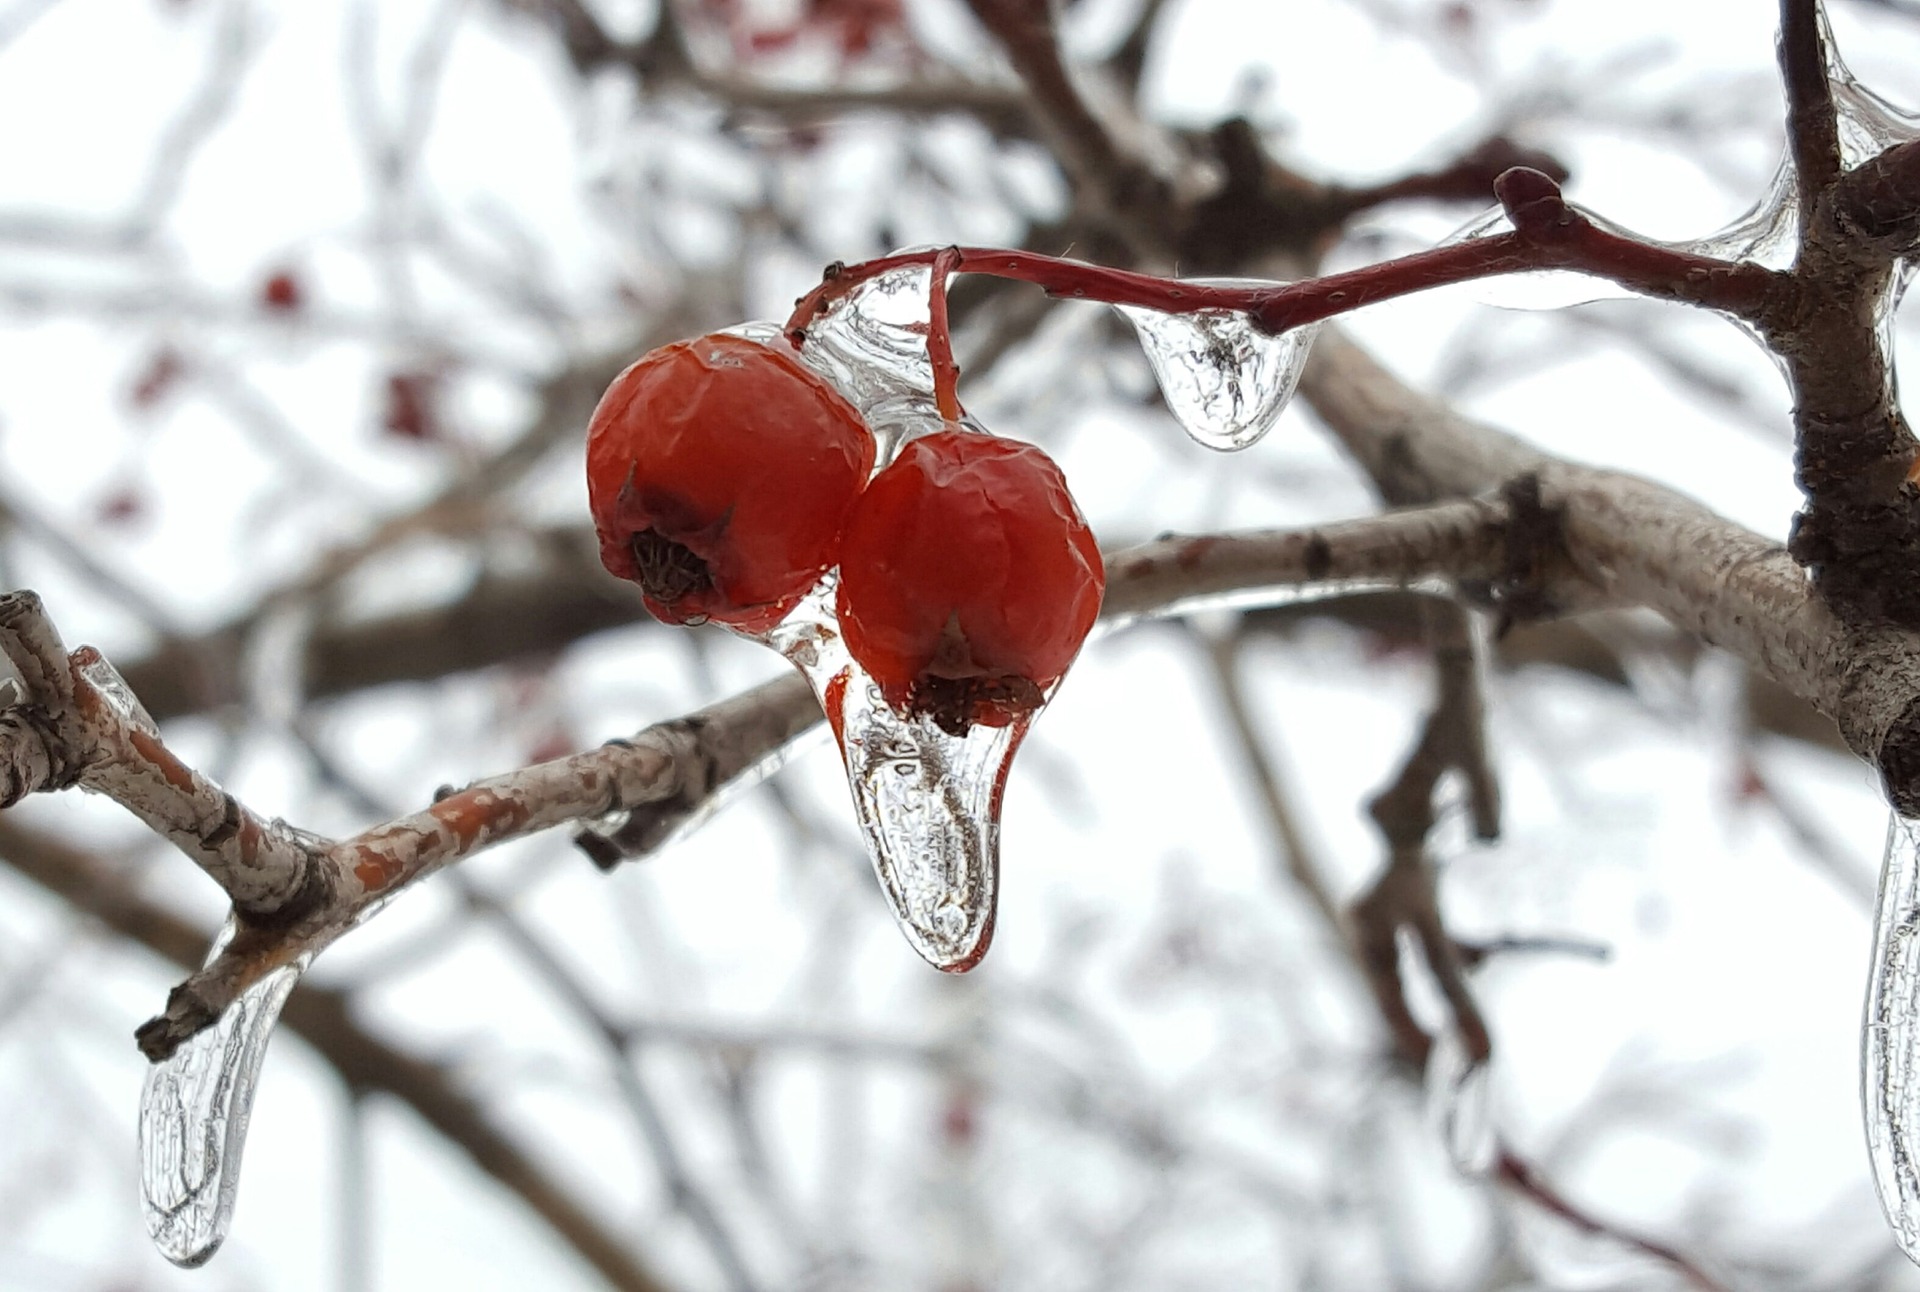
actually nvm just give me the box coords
[835,429,1103,735]
[587,333,876,633]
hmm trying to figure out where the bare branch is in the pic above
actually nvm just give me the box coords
[1201,627,1341,930]
[1351,599,1499,1069]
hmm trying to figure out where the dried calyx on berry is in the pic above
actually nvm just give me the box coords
[587,333,877,634]
[836,428,1104,736]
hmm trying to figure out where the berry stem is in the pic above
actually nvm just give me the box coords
[784,174,1784,347]
[927,246,964,421]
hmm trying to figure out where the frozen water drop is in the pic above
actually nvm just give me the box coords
[1117,281,1317,450]
[1425,1026,1496,1177]
[140,916,308,1267]
[1863,811,1920,1260]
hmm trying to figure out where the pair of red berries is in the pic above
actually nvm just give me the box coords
[586,332,1104,735]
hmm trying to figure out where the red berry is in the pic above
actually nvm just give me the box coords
[260,269,303,312]
[382,370,440,442]
[835,430,1103,736]
[587,333,876,633]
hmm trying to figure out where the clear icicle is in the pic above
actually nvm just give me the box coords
[1425,1025,1497,1177]
[1864,811,1920,1260]
[758,579,1014,970]
[1116,282,1318,451]
[140,917,308,1267]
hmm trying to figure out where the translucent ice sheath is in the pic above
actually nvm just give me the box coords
[140,917,308,1266]
[1866,813,1920,1259]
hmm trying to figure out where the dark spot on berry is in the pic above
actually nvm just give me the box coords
[907,673,1046,738]
[631,529,714,607]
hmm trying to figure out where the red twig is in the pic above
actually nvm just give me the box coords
[1496,1145,1731,1292]
[927,245,964,420]
[785,175,1783,351]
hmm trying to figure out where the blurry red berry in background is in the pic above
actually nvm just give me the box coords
[836,429,1104,736]
[587,333,876,634]
[95,487,148,527]
[127,346,186,411]
[382,370,440,442]
[260,268,303,313]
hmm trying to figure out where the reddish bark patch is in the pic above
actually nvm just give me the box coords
[129,728,197,793]
[430,789,529,852]
[353,844,404,893]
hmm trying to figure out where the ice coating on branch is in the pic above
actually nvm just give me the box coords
[1826,20,1920,170]
[1680,154,1800,270]
[1425,1026,1497,1177]
[78,652,159,736]
[761,579,1011,969]
[1864,812,1920,1260]
[1439,205,1637,310]
[140,917,307,1267]
[1099,575,1455,637]
[1440,155,1803,309]
[1117,283,1318,450]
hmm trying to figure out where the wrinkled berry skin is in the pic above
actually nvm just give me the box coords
[587,334,876,633]
[836,430,1104,735]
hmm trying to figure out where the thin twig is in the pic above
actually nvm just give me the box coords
[1495,1144,1732,1292]
[1352,599,1500,1069]
[1199,627,1342,930]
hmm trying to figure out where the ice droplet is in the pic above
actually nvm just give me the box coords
[758,579,1014,971]
[1425,1026,1497,1177]
[1863,811,1920,1260]
[140,917,307,1267]
[1117,282,1318,451]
